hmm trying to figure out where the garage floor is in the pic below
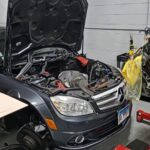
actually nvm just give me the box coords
[0,101,150,150]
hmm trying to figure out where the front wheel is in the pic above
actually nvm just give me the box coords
[17,126,44,150]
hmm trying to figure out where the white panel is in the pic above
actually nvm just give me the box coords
[86,0,148,29]
[84,0,148,66]
[0,0,8,27]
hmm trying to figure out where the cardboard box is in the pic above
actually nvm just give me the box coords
[0,93,28,118]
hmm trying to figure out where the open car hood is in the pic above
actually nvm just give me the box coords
[7,0,88,55]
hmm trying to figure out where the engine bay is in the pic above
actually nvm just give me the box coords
[12,47,122,96]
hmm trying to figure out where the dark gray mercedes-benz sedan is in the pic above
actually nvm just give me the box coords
[0,0,132,149]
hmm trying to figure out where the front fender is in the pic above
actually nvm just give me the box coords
[0,74,55,130]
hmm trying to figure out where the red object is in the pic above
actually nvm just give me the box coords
[55,80,66,91]
[114,145,131,150]
[137,110,150,122]
[75,56,89,66]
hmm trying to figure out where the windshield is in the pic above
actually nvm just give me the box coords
[0,0,8,66]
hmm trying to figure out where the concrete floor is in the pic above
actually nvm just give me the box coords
[0,101,149,150]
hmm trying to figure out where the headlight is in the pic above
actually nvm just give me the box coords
[50,96,94,116]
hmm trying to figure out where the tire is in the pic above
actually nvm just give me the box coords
[17,127,44,150]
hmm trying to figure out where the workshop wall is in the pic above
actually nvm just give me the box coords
[0,0,149,66]
[0,0,8,27]
[84,0,148,66]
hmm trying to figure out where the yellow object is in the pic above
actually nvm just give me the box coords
[122,55,142,100]
[129,50,134,56]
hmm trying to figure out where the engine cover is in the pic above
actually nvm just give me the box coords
[58,71,88,88]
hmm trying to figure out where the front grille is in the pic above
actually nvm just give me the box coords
[92,82,125,110]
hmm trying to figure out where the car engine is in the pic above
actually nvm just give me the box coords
[12,48,122,96]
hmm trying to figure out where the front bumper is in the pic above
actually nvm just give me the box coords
[60,119,131,150]
[50,100,132,150]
